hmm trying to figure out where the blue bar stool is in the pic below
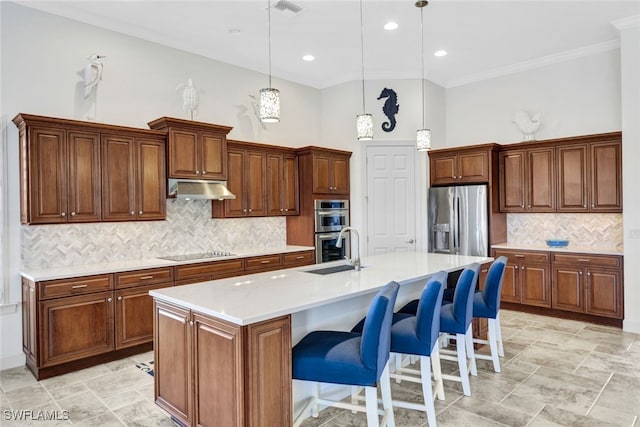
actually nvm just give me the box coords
[472,256,508,372]
[399,264,479,396]
[352,272,446,427]
[292,281,400,427]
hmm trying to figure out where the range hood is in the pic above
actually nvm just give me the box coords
[168,179,236,200]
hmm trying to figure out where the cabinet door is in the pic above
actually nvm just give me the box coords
[67,131,101,222]
[225,149,246,217]
[247,151,267,216]
[116,283,171,349]
[458,151,489,182]
[552,265,584,312]
[499,150,526,212]
[527,148,555,211]
[168,129,199,178]
[136,138,166,220]
[520,263,551,307]
[430,155,457,185]
[22,279,37,363]
[39,291,114,367]
[266,154,283,216]
[154,301,192,426]
[282,155,299,215]
[585,268,623,318]
[192,312,244,427]
[500,263,520,303]
[102,135,136,221]
[331,156,350,194]
[557,144,588,212]
[590,142,622,212]
[312,154,332,193]
[27,127,67,223]
[200,132,227,180]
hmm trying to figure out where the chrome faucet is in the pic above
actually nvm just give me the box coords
[335,226,360,271]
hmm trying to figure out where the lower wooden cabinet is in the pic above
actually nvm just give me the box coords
[495,250,551,307]
[154,300,291,427]
[552,253,623,319]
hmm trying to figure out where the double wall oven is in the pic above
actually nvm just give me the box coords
[314,199,350,263]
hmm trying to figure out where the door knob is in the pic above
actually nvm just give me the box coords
[405,239,415,244]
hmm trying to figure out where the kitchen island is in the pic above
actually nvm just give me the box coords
[150,251,491,427]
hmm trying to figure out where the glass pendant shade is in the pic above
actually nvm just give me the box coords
[259,88,280,123]
[416,128,431,151]
[356,113,373,141]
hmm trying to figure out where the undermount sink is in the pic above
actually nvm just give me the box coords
[304,264,364,275]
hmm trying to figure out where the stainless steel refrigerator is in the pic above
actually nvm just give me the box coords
[428,184,488,257]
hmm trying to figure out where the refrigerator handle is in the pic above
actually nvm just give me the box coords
[454,196,461,252]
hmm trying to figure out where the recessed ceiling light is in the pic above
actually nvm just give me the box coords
[302,54,315,61]
[228,28,241,34]
[434,50,448,57]
[384,22,399,31]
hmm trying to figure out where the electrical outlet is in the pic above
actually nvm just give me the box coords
[630,229,640,239]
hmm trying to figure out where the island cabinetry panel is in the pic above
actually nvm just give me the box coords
[154,300,291,427]
[14,113,167,224]
[499,148,555,212]
[101,134,166,221]
[551,253,623,319]
[147,116,232,180]
[429,147,492,186]
[493,250,551,307]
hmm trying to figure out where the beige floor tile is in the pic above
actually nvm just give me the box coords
[5,384,53,410]
[0,366,38,392]
[531,404,624,427]
[85,366,154,398]
[40,365,113,391]
[56,390,110,423]
[454,395,531,426]
[113,400,174,427]
[436,405,507,426]
[499,393,546,417]
[589,403,638,427]
[83,411,127,426]
[511,340,589,373]
[580,351,640,379]
[44,381,89,401]
[592,372,640,417]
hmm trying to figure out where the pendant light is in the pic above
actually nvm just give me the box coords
[356,0,373,141]
[416,0,431,151]
[260,0,280,123]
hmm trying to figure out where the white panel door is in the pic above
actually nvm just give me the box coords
[366,145,416,255]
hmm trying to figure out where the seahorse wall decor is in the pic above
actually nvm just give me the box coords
[377,87,399,132]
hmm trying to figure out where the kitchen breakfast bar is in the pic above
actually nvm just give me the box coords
[150,251,491,427]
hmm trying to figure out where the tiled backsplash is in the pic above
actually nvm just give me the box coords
[507,213,623,249]
[21,199,287,269]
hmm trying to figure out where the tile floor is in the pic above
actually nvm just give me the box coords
[0,309,638,426]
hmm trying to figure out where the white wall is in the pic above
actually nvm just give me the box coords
[445,48,639,333]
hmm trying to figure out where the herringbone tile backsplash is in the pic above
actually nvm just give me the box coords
[22,199,286,268]
[507,213,623,249]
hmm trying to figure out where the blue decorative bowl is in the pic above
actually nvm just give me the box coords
[546,239,569,247]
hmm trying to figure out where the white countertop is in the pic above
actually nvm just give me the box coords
[150,252,492,326]
[20,246,315,282]
[491,242,623,256]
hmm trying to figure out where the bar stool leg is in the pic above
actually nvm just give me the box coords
[464,326,477,376]
[311,382,320,417]
[365,386,380,427]
[379,363,395,427]
[419,355,437,427]
[487,319,501,372]
[455,333,471,396]
[495,313,505,357]
[431,345,445,401]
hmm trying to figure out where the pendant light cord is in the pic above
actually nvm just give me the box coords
[420,5,425,129]
[268,0,272,88]
[360,0,366,113]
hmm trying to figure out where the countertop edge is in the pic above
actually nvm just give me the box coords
[491,243,623,256]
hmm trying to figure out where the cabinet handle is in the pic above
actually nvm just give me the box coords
[587,272,591,276]
[71,284,87,289]
[139,210,143,215]
[521,205,524,208]
[140,276,154,280]
[117,296,123,301]
[583,205,587,208]
[522,266,526,270]
[528,205,531,208]
[280,209,284,212]
[107,297,113,302]
[578,259,590,262]
[579,271,583,275]
[458,176,462,179]
[71,212,76,216]
[515,255,525,258]
[60,212,66,217]
[130,211,135,215]
[296,256,304,259]
[189,320,194,326]
[261,260,270,264]
[195,170,200,175]
[592,204,595,208]
[202,170,206,175]
[515,266,519,270]
[285,209,289,212]
[248,209,252,212]
[243,209,247,213]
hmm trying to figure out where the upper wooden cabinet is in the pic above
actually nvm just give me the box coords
[148,117,232,180]
[14,114,167,224]
[212,140,299,218]
[429,146,496,186]
[500,147,555,212]
[294,147,352,196]
[500,132,621,213]
[101,134,166,221]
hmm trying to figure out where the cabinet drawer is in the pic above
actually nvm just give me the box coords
[245,255,283,271]
[494,250,549,264]
[552,253,622,268]
[115,267,174,288]
[283,251,315,266]
[175,259,244,280]
[39,275,113,300]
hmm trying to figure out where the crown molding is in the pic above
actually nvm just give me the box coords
[612,15,640,31]
[446,39,620,88]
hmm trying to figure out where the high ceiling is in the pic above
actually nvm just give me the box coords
[19,1,640,89]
